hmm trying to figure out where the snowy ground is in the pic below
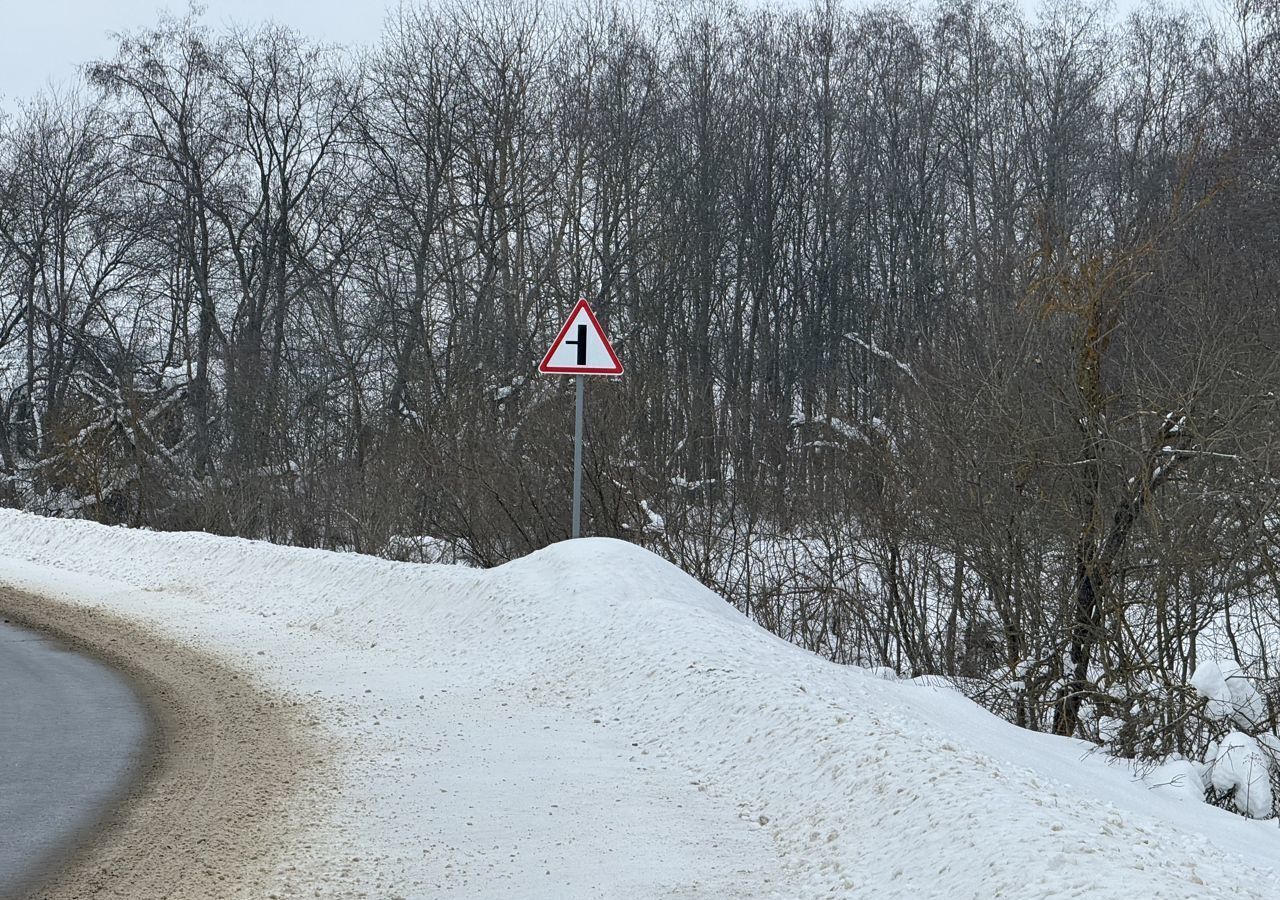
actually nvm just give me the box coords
[0,508,1277,898]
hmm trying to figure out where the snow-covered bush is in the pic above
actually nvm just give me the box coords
[1207,732,1274,819]
[1191,661,1269,732]
[29,365,194,526]
[1082,671,1202,763]
[1187,660,1280,819]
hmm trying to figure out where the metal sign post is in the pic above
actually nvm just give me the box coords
[572,374,584,539]
[538,299,623,539]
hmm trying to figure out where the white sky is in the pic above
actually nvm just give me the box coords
[0,1,390,111]
[0,0,1176,113]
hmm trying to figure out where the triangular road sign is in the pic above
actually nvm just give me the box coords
[538,299,623,376]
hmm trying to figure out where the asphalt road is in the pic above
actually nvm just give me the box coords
[0,618,148,896]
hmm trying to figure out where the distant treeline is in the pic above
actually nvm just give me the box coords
[3,0,1280,759]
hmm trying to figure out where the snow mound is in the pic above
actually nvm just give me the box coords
[0,511,1278,898]
[1148,760,1207,804]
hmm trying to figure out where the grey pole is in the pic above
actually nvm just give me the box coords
[572,373,584,539]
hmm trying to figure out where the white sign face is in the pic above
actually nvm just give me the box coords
[538,299,623,376]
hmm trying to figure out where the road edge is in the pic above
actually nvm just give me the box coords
[0,585,332,899]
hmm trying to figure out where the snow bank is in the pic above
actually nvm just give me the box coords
[1148,760,1208,805]
[0,509,1278,898]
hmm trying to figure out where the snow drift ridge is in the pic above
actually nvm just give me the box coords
[0,510,1277,898]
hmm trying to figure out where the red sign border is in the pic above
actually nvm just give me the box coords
[538,298,624,376]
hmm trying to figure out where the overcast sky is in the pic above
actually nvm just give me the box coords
[1,1,390,110]
[1,0,1184,113]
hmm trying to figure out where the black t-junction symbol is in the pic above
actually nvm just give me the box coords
[565,323,588,366]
